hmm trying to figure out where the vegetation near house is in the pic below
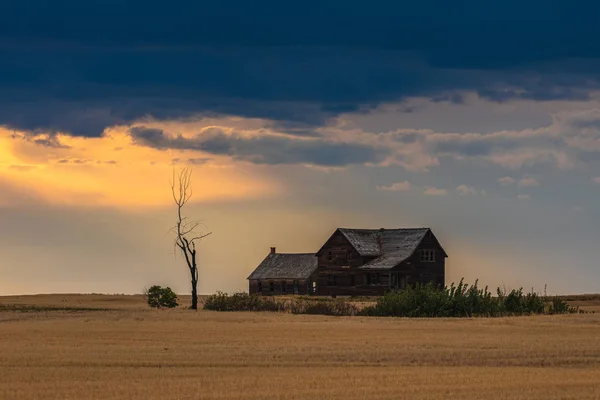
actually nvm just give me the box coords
[361,280,579,317]
[248,227,447,296]
[145,285,179,309]
[205,279,580,317]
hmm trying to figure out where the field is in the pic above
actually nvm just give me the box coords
[1,294,600,399]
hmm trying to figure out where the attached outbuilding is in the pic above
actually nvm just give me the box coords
[247,248,318,295]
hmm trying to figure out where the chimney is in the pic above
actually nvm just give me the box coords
[270,247,276,254]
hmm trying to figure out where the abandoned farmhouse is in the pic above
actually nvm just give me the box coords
[247,227,447,296]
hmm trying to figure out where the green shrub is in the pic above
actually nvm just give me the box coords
[203,292,359,315]
[367,279,577,318]
[145,285,179,309]
[203,291,284,312]
[548,296,579,314]
[290,298,359,316]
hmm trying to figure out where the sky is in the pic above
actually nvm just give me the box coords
[2,0,600,295]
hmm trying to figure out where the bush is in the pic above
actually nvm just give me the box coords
[203,291,284,312]
[366,279,578,318]
[289,298,359,316]
[145,285,179,309]
[203,292,359,315]
[548,296,579,314]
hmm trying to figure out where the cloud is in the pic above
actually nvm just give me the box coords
[498,177,516,185]
[8,164,38,172]
[0,127,281,208]
[10,131,71,148]
[517,194,531,200]
[374,108,600,171]
[9,101,600,176]
[376,181,411,192]
[497,176,539,187]
[592,177,600,184]
[129,126,388,167]
[518,177,540,187]
[2,0,600,138]
[456,185,477,195]
[424,187,447,196]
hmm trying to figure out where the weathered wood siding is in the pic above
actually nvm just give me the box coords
[395,230,446,288]
[249,279,309,295]
[313,230,389,296]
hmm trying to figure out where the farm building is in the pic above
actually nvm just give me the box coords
[248,227,447,296]
[247,250,317,295]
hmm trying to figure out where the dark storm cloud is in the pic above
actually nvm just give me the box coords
[2,0,600,136]
[130,126,387,167]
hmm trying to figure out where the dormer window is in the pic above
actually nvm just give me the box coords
[420,249,436,262]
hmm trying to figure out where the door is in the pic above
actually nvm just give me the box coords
[399,275,407,290]
[390,273,398,289]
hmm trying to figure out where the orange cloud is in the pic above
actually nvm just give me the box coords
[0,126,282,208]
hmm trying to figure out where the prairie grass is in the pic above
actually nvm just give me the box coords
[1,294,600,399]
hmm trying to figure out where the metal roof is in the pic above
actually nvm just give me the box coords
[338,228,432,269]
[247,253,317,280]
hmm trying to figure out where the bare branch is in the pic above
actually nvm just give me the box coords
[189,232,213,243]
[170,165,211,310]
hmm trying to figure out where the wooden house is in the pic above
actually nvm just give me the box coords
[248,228,447,296]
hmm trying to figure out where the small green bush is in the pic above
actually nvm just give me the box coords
[548,296,579,314]
[145,285,179,309]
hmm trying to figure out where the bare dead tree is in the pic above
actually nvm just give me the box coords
[171,166,211,310]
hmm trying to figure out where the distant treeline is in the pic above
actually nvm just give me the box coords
[203,279,581,317]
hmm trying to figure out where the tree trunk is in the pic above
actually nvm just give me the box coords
[191,273,198,310]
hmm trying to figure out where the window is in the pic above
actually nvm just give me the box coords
[257,281,262,292]
[420,249,436,262]
[269,282,275,292]
[350,275,355,286]
[328,251,333,261]
[347,251,353,261]
[293,280,300,294]
[327,274,337,286]
[312,281,317,293]
[366,272,380,285]
[281,281,287,293]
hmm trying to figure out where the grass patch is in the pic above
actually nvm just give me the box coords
[0,304,113,313]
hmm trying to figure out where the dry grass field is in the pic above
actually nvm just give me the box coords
[1,294,600,399]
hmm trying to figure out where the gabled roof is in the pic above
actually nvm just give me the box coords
[318,227,447,270]
[247,253,317,280]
